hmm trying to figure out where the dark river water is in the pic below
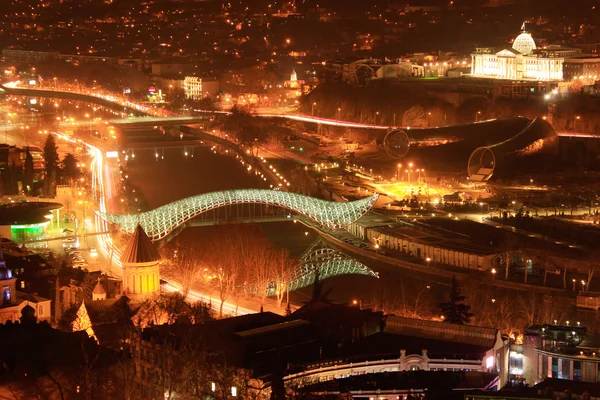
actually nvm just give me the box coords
[125,144,449,307]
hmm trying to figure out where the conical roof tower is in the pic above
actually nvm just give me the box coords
[121,224,161,301]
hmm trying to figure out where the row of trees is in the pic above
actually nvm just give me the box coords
[366,274,575,337]
[161,225,298,317]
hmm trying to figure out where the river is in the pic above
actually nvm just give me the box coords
[125,142,450,308]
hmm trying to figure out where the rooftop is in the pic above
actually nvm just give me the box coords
[121,224,160,264]
[0,202,63,226]
[385,315,500,349]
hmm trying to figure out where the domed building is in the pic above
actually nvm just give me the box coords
[512,32,536,56]
[470,24,565,81]
[121,224,161,302]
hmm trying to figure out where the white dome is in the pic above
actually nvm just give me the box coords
[512,32,536,55]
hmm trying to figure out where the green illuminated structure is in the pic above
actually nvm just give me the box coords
[10,221,50,243]
[264,240,378,297]
[97,189,378,241]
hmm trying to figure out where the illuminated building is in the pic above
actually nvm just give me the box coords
[0,202,63,243]
[183,76,202,100]
[121,224,161,301]
[471,25,565,81]
[562,57,600,82]
[183,76,220,100]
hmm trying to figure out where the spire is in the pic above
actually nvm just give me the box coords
[521,21,526,32]
[121,224,160,264]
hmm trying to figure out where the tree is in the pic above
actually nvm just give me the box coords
[501,233,520,280]
[272,248,296,308]
[61,153,79,185]
[203,227,243,318]
[438,276,474,324]
[161,244,204,299]
[244,238,280,307]
[43,133,59,198]
[23,146,34,195]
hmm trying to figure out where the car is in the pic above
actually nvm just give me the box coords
[89,248,97,257]
[73,262,88,268]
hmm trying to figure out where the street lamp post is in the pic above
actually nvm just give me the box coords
[352,299,362,309]
[574,115,581,132]
[312,102,317,117]
[396,163,402,181]
[492,268,497,280]
[337,107,341,120]
[581,280,586,292]
[572,278,576,291]
[475,111,481,122]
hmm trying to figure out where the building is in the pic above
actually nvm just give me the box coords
[285,312,507,390]
[322,57,424,85]
[347,215,501,271]
[151,60,196,77]
[562,56,600,81]
[183,76,220,100]
[1,49,59,63]
[515,323,600,385]
[0,247,51,323]
[133,312,318,399]
[0,202,63,243]
[121,224,161,302]
[471,25,565,81]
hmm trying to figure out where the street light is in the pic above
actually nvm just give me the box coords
[581,280,586,292]
[426,257,431,266]
[574,115,581,132]
[352,299,362,309]
[475,111,481,122]
[573,278,577,291]
[311,102,317,116]
[396,163,402,180]
[337,107,341,120]
[492,268,497,280]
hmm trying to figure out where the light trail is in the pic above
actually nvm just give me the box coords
[52,131,261,316]
[256,112,399,130]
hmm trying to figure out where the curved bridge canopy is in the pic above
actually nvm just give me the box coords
[265,241,378,296]
[96,189,378,241]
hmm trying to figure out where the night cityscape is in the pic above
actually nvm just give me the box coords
[1,0,600,399]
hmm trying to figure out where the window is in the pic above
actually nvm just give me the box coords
[2,289,10,305]
[20,281,25,289]
[38,306,43,316]
[573,360,582,381]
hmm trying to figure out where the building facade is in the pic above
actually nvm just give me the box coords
[515,324,600,385]
[471,28,564,81]
[121,224,161,301]
[562,57,600,81]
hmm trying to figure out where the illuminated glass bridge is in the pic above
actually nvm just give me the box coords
[96,189,378,241]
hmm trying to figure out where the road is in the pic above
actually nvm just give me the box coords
[52,131,267,316]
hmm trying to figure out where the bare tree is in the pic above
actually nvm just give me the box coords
[245,241,278,307]
[272,249,296,308]
[161,244,204,299]
[202,226,245,317]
